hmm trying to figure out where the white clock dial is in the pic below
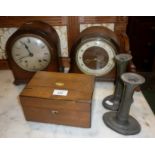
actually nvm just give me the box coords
[76,39,116,76]
[12,36,51,72]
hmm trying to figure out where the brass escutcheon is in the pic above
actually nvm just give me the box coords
[55,82,64,86]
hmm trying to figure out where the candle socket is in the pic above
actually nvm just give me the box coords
[103,73,145,135]
[102,53,132,111]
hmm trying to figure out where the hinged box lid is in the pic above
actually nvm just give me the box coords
[20,71,95,103]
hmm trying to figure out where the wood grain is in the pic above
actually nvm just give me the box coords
[79,16,118,23]
[67,16,80,52]
[22,104,90,128]
[114,16,128,33]
[0,60,9,69]
[0,16,67,27]
[20,71,95,128]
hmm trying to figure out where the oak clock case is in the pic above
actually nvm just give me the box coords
[70,26,121,81]
[6,21,61,85]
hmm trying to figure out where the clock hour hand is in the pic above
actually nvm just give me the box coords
[17,55,30,61]
[20,41,33,56]
[85,58,100,63]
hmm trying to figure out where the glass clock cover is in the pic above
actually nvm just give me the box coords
[75,38,116,76]
[12,36,51,72]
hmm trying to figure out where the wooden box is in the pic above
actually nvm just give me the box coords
[19,71,95,128]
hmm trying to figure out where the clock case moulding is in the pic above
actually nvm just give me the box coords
[69,26,136,81]
[6,21,68,85]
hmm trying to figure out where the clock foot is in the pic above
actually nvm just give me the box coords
[14,80,21,85]
[13,79,29,85]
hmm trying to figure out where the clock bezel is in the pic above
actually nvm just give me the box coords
[75,37,117,76]
[11,33,53,72]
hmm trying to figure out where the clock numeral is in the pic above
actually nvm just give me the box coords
[25,60,28,67]
[95,42,98,46]
[38,59,48,63]
[33,66,36,70]
[20,41,25,46]
[41,45,45,49]
[15,47,21,49]
[18,59,23,63]
[27,38,31,44]
[43,59,48,62]
[44,53,49,55]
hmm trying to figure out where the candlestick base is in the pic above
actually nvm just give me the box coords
[103,112,141,135]
[103,95,134,111]
[102,95,120,111]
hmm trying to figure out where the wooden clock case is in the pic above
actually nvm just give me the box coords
[69,26,136,81]
[6,21,62,84]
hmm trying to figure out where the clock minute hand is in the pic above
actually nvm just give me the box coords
[20,41,33,56]
[24,44,34,57]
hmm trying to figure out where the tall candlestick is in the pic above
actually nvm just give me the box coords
[103,73,145,135]
[102,53,132,111]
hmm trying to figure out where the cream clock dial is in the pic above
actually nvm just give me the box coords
[12,36,51,72]
[75,38,116,76]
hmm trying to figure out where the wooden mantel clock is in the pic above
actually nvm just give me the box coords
[6,21,61,85]
[70,26,134,81]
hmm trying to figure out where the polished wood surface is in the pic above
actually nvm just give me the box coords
[20,71,95,128]
[22,105,90,128]
[21,71,95,101]
[0,60,9,69]
[0,16,67,27]
[79,16,118,23]
[114,16,128,33]
[67,16,80,51]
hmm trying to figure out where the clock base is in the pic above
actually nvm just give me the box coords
[14,79,30,85]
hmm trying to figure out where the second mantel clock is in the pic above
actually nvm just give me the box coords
[6,21,61,85]
[70,26,121,81]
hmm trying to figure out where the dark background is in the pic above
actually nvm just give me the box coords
[127,16,155,113]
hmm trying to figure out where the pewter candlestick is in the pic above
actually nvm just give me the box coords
[102,53,132,111]
[103,73,145,135]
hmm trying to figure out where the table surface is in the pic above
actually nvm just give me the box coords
[0,70,155,138]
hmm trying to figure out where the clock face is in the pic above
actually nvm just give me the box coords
[75,38,116,76]
[11,36,51,72]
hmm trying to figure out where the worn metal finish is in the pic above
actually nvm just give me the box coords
[103,73,145,135]
[102,53,132,111]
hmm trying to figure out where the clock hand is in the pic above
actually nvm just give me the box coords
[96,58,102,62]
[17,55,31,61]
[85,58,98,63]
[20,41,33,56]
